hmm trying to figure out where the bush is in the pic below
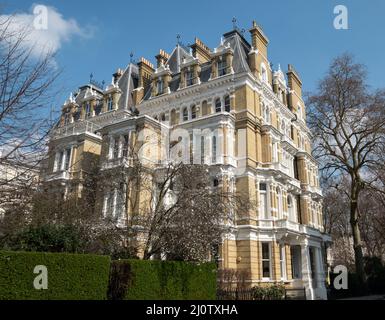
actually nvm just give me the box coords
[0,225,87,253]
[365,256,385,294]
[0,250,111,300]
[108,259,216,300]
[251,284,285,300]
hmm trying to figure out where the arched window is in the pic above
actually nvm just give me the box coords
[212,136,217,163]
[224,95,231,112]
[215,98,221,113]
[183,108,188,121]
[201,100,209,116]
[170,109,177,125]
[191,105,197,119]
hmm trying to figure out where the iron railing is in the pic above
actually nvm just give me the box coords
[217,287,307,301]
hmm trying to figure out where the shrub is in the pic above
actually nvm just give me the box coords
[364,256,385,294]
[108,259,216,300]
[251,284,285,300]
[0,250,111,300]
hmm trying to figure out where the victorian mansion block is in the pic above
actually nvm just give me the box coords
[42,22,331,299]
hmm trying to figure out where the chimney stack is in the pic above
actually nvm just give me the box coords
[190,37,211,63]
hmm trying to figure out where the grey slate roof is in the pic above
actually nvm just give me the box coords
[117,63,139,110]
[142,29,252,101]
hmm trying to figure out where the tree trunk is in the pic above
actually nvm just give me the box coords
[350,196,367,288]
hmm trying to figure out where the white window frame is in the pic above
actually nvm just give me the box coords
[107,96,114,111]
[85,102,91,118]
[215,98,222,113]
[212,135,217,164]
[261,63,268,83]
[218,59,227,77]
[280,244,287,281]
[261,242,272,280]
[186,69,194,86]
[259,183,269,219]
[157,79,164,95]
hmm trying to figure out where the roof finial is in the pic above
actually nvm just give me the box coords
[89,73,93,83]
[130,52,134,63]
[176,34,181,45]
[232,17,237,30]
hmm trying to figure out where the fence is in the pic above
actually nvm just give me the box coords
[217,287,307,300]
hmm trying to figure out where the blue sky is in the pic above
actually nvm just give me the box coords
[4,0,385,112]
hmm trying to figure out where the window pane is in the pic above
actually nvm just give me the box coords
[215,99,221,113]
[262,243,269,259]
[263,261,270,278]
[224,96,231,112]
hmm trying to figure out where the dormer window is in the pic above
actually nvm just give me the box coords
[64,113,70,125]
[218,59,227,77]
[186,70,194,86]
[157,79,164,95]
[107,96,113,111]
[215,98,222,113]
[224,95,231,112]
[85,102,91,118]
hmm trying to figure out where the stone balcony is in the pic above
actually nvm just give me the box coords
[254,218,326,238]
[101,157,133,171]
[45,170,71,182]
[51,121,101,140]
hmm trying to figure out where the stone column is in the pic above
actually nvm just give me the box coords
[314,247,327,300]
[301,244,314,300]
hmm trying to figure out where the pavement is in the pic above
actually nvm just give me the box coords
[340,295,385,300]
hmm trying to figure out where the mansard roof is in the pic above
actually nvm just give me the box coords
[166,44,191,74]
[142,29,252,101]
[116,63,139,110]
[60,27,269,119]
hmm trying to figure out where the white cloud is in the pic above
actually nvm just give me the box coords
[0,4,93,58]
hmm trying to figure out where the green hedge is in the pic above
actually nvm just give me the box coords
[108,260,216,300]
[0,251,111,300]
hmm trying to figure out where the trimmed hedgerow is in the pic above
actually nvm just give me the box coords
[108,259,216,300]
[0,251,111,300]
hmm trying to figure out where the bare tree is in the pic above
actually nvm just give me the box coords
[98,147,247,262]
[307,54,385,285]
[0,12,60,202]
